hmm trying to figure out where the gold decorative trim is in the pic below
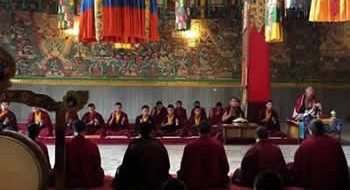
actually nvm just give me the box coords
[10,78,241,88]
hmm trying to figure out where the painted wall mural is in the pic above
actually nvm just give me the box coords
[0,10,241,83]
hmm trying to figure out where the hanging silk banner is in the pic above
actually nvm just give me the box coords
[309,0,350,22]
[250,0,265,33]
[78,0,96,43]
[58,0,75,29]
[265,0,283,43]
[175,0,191,30]
[95,0,103,41]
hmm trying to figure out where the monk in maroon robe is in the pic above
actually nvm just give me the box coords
[175,100,188,128]
[64,120,104,188]
[178,121,229,190]
[289,119,349,190]
[184,106,206,136]
[81,103,105,135]
[106,102,129,136]
[222,97,245,124]
[151,101,167,131]
[112,122,170,190]
[0,101,17,131]
[161,104,181,136]
[65,110,79,136]
[258,100,286,138]
[134,105,154,135]
[27,107,53,137]
[293,86,321,119]
[27,123,51,169]
[190,100,207,120]
[209,102,224,126]
[232,127,287,187]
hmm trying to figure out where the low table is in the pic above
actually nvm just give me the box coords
[222,123,258,144]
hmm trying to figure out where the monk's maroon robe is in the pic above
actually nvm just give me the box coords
[175,107,188,128]
[106,111,129,136]
[81,112,105,135]
[209,107,224,126]
[35,140,51,169]
[65,135,104,188]
[190,107,207,120]
[160,115,181,136]
[65,111,79,136]
[151,106,167,128]
[0,110,17,131]
[290,135,349,190]
[222,106,245,124]
[258,108,286,137]
[134,115,154,134]
[232,139,287,187]
[183,115,206,136]
[112,137,170,190]
[27,111,53,137]
[178,135,229,190]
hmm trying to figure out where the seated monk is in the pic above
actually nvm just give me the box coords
[27,107,53,137]
[184,106,206,136]
[232,127,287,187]
[161,104,181,136]
[27,123,51,169]
[151,101,167,129]
[178,121,229,190]
[190,100,207,120]
[254,170,284,190]
[0,101,18,131]
[209,102,224,126]
[65,110,79,136]
[135,105,154,135]
[81,103,105,135]
[293,86,322,120]
[222,97,245,124]
[112,122,170,190]
[175,100,188,128]
[106,102,129,136]
[64,120,104,188]
[289,119,349,190]
[258,100,286,138]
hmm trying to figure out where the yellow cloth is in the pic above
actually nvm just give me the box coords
[34,112,41,123]
[142,116,149,123]
[0,110,8,118]
[194,116,201,125]
[266,110,272,120]
[115,113,121,123]
[265,0,283,43]
[309,0,350,22]
[167,115,174,124]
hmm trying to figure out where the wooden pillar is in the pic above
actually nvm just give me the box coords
[55,107,65,190]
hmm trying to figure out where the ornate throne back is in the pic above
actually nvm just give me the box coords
[0,130,49,190]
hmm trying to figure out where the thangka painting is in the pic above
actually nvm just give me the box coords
[270,20,350,83]
[0,11,241,85]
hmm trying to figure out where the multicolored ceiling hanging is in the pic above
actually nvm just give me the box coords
[265,0,283,43]
[78,0,160,44]
[309,0,350,22]
[57,0,75,29]
[175,0,191,30]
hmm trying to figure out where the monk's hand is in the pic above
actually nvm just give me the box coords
[3,117,9,125]
[89,120,94,125]
[121,117,125,125]
[94,118,99,125]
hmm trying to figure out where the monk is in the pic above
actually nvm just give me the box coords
[184,106,206,136]
[222,97,245,124]
[161,104,180,136]
[0,101,17,131]
[27,107,53,137]
[232,127,287,187]
[64,120,104,188]
[151,101,167,129]
[258,100,286,138]
[293,86,322,120]
[178,121,229,190]
[112,122,170,190]
[175,100,188,128]
[190,101,207,120]
[289,119,349,190]
[81,103,105,135]
[135,105,154,135]
[106,102,129,136]
[209,102,224,126]
[65,110,79,136]
[27,123,51,169]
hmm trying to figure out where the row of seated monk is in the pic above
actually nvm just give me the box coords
[0,98,286,137]
[24,119,348,190]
